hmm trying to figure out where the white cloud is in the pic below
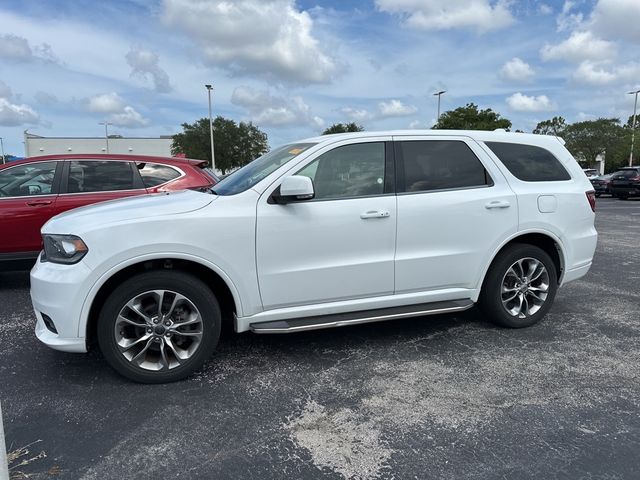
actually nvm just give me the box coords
[540,30,615,63]
[538,4,553,15]
[108,106,148,128]
[375,0,514,32]
[231,86,324,129]
[0,98,39,126]
[340,107,373,122]
[86,92,126,113]
[378,99,417,117]
[591,0,640,43]
[506,93,557,112]
[500,57,535,82]
[0,33,58,63]
[125,46,172,93]
[161,0,337,84]
[573,61,640,86]
[556,1,583,32]
[85,92,147,128]
[0,80,12,99]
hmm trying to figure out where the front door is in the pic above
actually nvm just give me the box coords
[0,161,61,255]
[256,139,396,310]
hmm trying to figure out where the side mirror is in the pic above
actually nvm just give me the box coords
[274,175,315,204]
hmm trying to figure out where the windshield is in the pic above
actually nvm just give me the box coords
[213,143,316,196]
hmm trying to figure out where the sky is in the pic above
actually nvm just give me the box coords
[0,0,639,156]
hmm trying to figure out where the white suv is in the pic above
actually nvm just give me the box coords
[31,130,598,382]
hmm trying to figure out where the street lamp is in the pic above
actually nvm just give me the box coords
[205,84,216,171]
[628,89,640,167]
[434,90,446,122]
[0,137,5,164]
[98,122,113,153]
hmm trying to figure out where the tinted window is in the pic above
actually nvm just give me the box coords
[485,142,571,182]
[67,161,135,193]
[137,163,181,187]
[613,169,640,178]
[0,162,57,197]
[397,141,491,193]
[296,142,385,200]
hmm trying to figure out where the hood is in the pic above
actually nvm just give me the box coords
[43,190,216,233]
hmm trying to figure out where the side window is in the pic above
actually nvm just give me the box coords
[0,162,57,197]
[397,140,492,193]
[136,163,181,187]
[485,142,571,182]
[296,142,385,200]
[67,161,135,193]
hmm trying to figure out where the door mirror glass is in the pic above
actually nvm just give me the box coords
[275,175,315,203]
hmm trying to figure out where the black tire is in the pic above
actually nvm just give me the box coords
[479,243,558,328]
[619,195,628,200]
[97,270,221,383]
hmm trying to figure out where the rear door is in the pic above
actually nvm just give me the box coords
[0,161,62,255]
[54,159,148,216]
[393,136,518,293]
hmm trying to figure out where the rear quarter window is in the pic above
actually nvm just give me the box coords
[485,142,571,182]
[136,163,181,187]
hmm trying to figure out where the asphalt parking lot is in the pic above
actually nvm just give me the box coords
[1,197,639,479]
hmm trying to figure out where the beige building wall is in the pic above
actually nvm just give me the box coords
[24,133,174,158]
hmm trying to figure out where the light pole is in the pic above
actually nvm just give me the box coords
[628,89,640,167]
[98,122,113,153]
[205,84,216,171]
[0,137,5,164]
[434,90,446,123]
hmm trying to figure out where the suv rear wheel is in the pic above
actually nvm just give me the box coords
[479,244,558,328]
[97,271,221,383]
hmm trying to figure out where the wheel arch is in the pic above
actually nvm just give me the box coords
[83,256,241,350]
[475,230,565,301]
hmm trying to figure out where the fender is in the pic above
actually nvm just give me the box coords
[77,251,243,338]
[471,228,567,302]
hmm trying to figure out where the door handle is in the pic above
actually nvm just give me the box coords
[485,200,511,209]
[26,200,53,207]
[360,210,390,219]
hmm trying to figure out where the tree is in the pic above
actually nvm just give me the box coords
[433,103,511,131]
[322,122,364,135]
[533,116,567,136]
[171,117,269,174]
[563,118,625,170]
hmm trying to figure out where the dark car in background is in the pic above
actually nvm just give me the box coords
[590,174,614,197]
[609,166,640,200]
[0,154,217,270]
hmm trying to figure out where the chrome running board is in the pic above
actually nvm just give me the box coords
[250,299,474,334]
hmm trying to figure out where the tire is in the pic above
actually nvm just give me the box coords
[619,195,628,200]
[97,270,221,383]
[595,192,601,198]
[479,244,558,328]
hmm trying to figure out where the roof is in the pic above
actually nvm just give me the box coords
[298,129,565,148]
[0,153,207,169]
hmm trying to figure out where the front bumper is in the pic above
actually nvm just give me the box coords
[31,256,93,353]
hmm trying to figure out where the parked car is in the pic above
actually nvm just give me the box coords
[609,166,640,200]
[590,174,614,197]
[583,168,600,179]
[0,154,216,270]
[31,130,597,383]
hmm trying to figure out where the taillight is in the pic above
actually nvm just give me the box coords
[586,191,596,212]
[630,175,640,182]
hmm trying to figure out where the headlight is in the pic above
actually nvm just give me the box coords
[41,234,89,264]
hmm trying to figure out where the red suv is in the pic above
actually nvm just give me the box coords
[0,154,217,270]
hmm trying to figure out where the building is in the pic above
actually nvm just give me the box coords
[24,132,176,158]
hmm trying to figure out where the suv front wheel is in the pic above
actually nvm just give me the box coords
[97,271,221,383]
[479,244,558,328]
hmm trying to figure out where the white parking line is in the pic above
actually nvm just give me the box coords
[0,402,8,480]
